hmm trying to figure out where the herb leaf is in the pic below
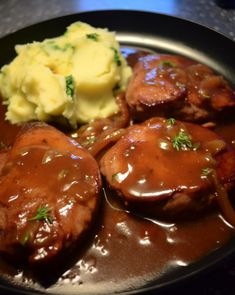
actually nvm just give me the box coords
[201,167,213,176]
[159,60,176,67]
[20,232,30,246]
[172,130,193,151]
[86,33,99,41]
[166,118,176,126]
[28,206,53,224]
[65,75,75,97]
[111,47,122,66]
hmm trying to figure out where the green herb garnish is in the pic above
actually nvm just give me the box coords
[159,60,176,67]
[86,33,99,41]
[20,232,30,246]
[28,206,53,224]
[65,75,75,97]
[166,118,176,126]
[172,130,193,151]
[111,47,122,66]
[201,167,213,176]
[44,41,74,52]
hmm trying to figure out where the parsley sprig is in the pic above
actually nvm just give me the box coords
[159,60,176,67]
[65,75,75,97]
[172,130,197,151]
[86,33,99,41]
[28,206,53,224]
[166,118,176,126]
[111,47,122,66]
[201,167,213,176]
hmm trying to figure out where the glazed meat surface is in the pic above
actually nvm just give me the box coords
[126,54,235,122]
[100,117,235,218]
[0,123,101,263]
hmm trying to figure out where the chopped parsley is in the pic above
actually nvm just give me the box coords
[65,75,75,97]
[172,130,193,151]
[201,167,213,176]
[159,60,176,67]
[111,47,122,66]
[45,42,74,51]
[28,206,53,224]
[166,118,176,126]
[86,33,99,41]
[20,232,30,246]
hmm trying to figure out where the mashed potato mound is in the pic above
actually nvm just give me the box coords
[0,22,132,127]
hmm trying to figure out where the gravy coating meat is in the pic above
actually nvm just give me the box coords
[126,54,235,122]
[0,123,101,264]
[100,117,235,219]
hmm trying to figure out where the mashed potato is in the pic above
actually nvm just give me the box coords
[0,22,132,127]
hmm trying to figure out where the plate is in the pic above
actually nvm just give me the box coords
[0,9,235,295]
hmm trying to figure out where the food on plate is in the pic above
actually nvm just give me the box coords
[0,19,235,294]
[0,22,132,127]
[100,117,235,219]
[73,92,130,156]
[126,54,235,122]
[0,123,101,263]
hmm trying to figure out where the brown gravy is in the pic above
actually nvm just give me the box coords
[0,49,234,294]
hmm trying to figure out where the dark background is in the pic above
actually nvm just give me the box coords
[0,0,235,294]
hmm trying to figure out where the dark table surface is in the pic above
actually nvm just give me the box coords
[0,0,235,294]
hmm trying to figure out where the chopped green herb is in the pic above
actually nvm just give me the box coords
[86,33,99,41]
[20,232,30,246]
[28,206,53,224]
[201,167,213,176]
[45,42,74,51]
[172,130,193,151]
[50,44,61,50]
[111,47,122,66]
[159,60,176,67]
[166,118,176,126]
[65,75,75,97]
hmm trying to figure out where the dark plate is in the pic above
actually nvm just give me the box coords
[0,9,235,295]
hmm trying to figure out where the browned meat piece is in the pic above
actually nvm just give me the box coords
[100,117,235,219]
[0,123,101,264]
[126,54,235,122]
